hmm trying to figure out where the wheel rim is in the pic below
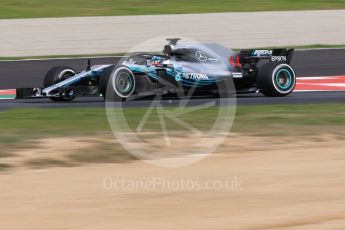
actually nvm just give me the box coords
[58,69,75,81]
[57,69,76,100]
[112,68,135,98]
[116,72,133,93]
[274,68,294,91]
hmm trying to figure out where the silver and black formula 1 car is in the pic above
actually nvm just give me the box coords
[16,38,296,101]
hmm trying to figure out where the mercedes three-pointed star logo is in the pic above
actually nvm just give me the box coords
[195,51,208,62]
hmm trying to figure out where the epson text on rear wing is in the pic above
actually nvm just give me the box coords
[239,49,294,64]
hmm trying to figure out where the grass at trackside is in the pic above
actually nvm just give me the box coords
[1,45,345,61]
[0,104,344,144]
[1,0,345,19]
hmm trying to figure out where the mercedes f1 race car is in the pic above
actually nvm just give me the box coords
[16,38,296,101]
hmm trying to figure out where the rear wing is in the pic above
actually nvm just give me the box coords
[239,49,294,64]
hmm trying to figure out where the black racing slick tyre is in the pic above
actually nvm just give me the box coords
[257,62,296,97]
[99,65,136,101]
[43,66,76,102]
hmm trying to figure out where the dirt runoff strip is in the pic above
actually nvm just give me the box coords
[1,132,345,170]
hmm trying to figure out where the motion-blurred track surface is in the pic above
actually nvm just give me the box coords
[0,91,343,109]
[0,49,344,108]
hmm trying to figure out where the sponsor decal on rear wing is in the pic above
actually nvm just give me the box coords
[239,49,294,64]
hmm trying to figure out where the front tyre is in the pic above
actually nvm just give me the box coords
[258,62,296,97]
[99,65,136,101]
[43,66,76,101]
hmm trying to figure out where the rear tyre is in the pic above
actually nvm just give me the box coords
[99,65,136,101]
[43,66,76,101]
[257,62,296,97]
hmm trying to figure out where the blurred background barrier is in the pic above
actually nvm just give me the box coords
[1,10,345,57]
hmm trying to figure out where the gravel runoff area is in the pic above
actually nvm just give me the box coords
[1,10,345,57]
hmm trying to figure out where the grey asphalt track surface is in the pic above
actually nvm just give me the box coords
[0,91,343,110]
[0,49,344,108]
